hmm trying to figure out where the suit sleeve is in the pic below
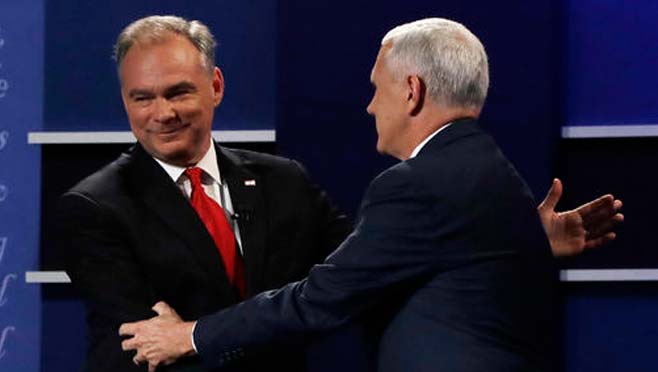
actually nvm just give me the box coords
[194,163,450,368]
[60,191,157,372]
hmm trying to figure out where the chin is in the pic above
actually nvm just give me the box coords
[155,148,195,166]
[375,141,387,155]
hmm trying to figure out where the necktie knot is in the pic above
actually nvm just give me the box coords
[185,167,204,188]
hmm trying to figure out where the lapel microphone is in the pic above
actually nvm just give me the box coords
[232,208,254,222]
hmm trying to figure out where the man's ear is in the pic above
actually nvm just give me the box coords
[407,75,425,116]
[212,66,225,107]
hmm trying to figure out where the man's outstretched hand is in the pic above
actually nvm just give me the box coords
[120,301,196,372]
[538,178,624,257]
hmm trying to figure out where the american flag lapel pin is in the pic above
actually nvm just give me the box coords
[244,179,256,187]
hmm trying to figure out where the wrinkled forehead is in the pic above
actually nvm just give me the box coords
[122,33,186,61]
[120,45,211,95]
[120,35,205,73]
[119,32,209,74]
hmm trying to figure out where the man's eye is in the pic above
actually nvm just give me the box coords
[169,90,190,100]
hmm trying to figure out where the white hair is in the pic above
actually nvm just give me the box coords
[382,18,489,110]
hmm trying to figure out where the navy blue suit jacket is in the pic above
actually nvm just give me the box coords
[195,119,557,372]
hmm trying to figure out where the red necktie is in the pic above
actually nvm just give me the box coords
[185,167,245,298]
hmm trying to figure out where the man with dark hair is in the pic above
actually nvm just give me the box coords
[61,15,350,371]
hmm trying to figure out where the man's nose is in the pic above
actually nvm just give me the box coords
[366,99,374,116]
[154,98,176,123]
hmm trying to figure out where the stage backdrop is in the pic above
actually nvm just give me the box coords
[0,1,44,371]
[562,0,658,138]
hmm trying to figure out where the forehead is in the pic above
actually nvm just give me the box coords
[119,35,206,85]
[371,43,393,82]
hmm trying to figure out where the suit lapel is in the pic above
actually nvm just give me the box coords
[127,144,236,299]
[216,145,268,296]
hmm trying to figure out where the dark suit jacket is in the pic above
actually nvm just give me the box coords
[194,119,558,372]
[60,143,350,372]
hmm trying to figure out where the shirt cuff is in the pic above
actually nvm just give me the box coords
[190,320,198,353]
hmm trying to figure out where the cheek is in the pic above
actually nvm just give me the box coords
[374,116,389,140]
[126,108,149,130]
[176,100,207,120]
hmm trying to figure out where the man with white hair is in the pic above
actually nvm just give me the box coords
[119,18,615,371]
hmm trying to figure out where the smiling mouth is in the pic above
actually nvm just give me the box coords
[153,123,190,136]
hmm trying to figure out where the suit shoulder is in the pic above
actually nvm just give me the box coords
[409,129,508,181]
[365,162,420,200]
[63,151,133,202]
[373,161,414,182]
[222,147,307,178]
[223,147,294,166]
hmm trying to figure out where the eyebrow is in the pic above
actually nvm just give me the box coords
[127,89,154,99]
[127,81,198,99]
[164,81,197,96]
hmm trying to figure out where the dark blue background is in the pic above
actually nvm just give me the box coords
[45,0,276,131]
[564,0,658,126]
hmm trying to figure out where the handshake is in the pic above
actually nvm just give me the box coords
[120,301,196,372]
[119,178,624,371]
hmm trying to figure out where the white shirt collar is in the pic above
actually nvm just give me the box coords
[153,140,222,185]
[409,123,452,159]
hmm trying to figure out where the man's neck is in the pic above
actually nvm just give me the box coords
[153,139,219,183]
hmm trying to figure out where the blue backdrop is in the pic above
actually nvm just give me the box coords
[564,0,658,126]
[0,1,44,371]
[44,0,276,132]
